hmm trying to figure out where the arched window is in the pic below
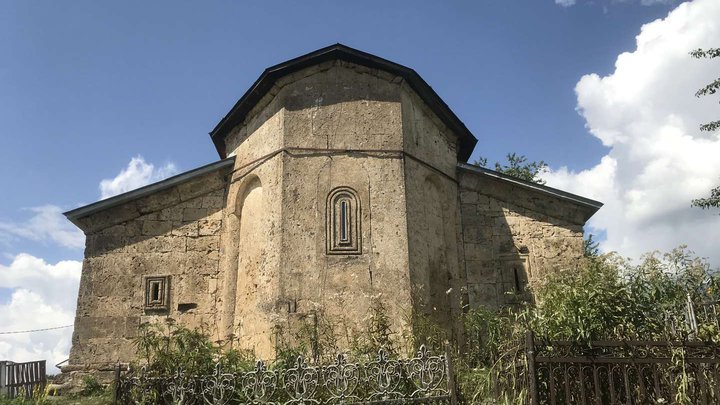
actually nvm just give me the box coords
[326,187,361,254]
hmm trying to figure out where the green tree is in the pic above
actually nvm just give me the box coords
[473,153,548,185]
[691,47,720,132]
[583,233,600,259]
[690,47,720,210]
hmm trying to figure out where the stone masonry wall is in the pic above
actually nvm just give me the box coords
[458,168,588,309]
[400,85,465,339]
[219,62,415,355]
[68,167,230,377]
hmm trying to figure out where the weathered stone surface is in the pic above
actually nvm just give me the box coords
[65,56,598,378]
[141,220,173,236]
[459,168,590,308]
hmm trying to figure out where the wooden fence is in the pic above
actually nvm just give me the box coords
[0,360,46,399]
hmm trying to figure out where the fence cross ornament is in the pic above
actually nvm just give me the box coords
[165,368,197,405]
[322,353,360,403]
[283,356,320,404]
[240,360,277,403]
[201,363,235,405]
[366,347,404,401]
[407,345,447,398]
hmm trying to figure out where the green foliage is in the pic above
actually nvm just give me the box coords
[272,311,341,369]
[134,320,254,375]
[473,156,488,167]
[690,47,720,210]
[457,246,720,402]
[78,375,105,397]
[124,247,718,403]
[691,47,720,133]
[692,185,720,210]
[0,385,49,405]
[473,153,548,184]
[405,312,449,355]
[531,246,719,341]
[583,233,600,259]
[351,299,399,359]
[456,307,527,403]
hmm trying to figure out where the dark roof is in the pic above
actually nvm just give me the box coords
[457,163,603,216]
[64,157,235,227]
[209,43,478,162]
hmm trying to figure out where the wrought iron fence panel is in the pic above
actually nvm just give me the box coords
[322,353,361,403]
[239,360,277,403]
[116,345,454,405]
[364,348,405,402]
[406,345,447,399]
[526,332,720,405]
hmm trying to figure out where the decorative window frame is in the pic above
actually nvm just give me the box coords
[499,253,531,304]
[144,275,170,311]
[326,187,361,255]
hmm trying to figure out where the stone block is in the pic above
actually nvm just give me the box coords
[183,208,208,222]
[79,202,140,233]
[185,252,220,275]
[464,242,493,261]
[202,195,225,209]
[137,188,181,214]
[86,234,126,256]
[465,260,496,284]
[198,219,222,236]
[467,283,498,308]
[158,206,184,221]
[172,221,199,237]
[177,174,224,202]
[459,191,477,204]
[128,236,186,254]
[142,220,173,236]
[187,236,219,253]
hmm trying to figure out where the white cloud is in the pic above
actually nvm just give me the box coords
[640,0,674,5]
[100,156,178,199]
[543,0,720,264]
[0,254,81,373]
[0,205,85,249]
[556,0,675,7]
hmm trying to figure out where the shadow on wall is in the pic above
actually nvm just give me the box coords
[461,172,586,311]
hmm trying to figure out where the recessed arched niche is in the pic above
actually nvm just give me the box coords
[235,176,265,326]
[326,186,361,255]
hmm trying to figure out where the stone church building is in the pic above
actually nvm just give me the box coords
[62,44,601,375]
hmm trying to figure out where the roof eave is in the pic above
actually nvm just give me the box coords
[208,44,478,162]
[457,163,603,217]
[64,157,235,228]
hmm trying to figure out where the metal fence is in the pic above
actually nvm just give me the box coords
[526,332,720,404]
[0,360,46,399]
[115,346,457,405]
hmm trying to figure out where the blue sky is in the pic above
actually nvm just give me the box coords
[1,0,719,368]
[0,0,676,258]
[1,0,674,211]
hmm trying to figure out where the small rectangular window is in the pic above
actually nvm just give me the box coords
[144,275,170,311]
[499,254,531,305]
[339,200,350,243]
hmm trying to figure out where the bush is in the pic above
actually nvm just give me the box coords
[125,246,718,403]
[134,320,254,374]
[530,246,720,341]
[455,246,720,402]
[78,375,104,397]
